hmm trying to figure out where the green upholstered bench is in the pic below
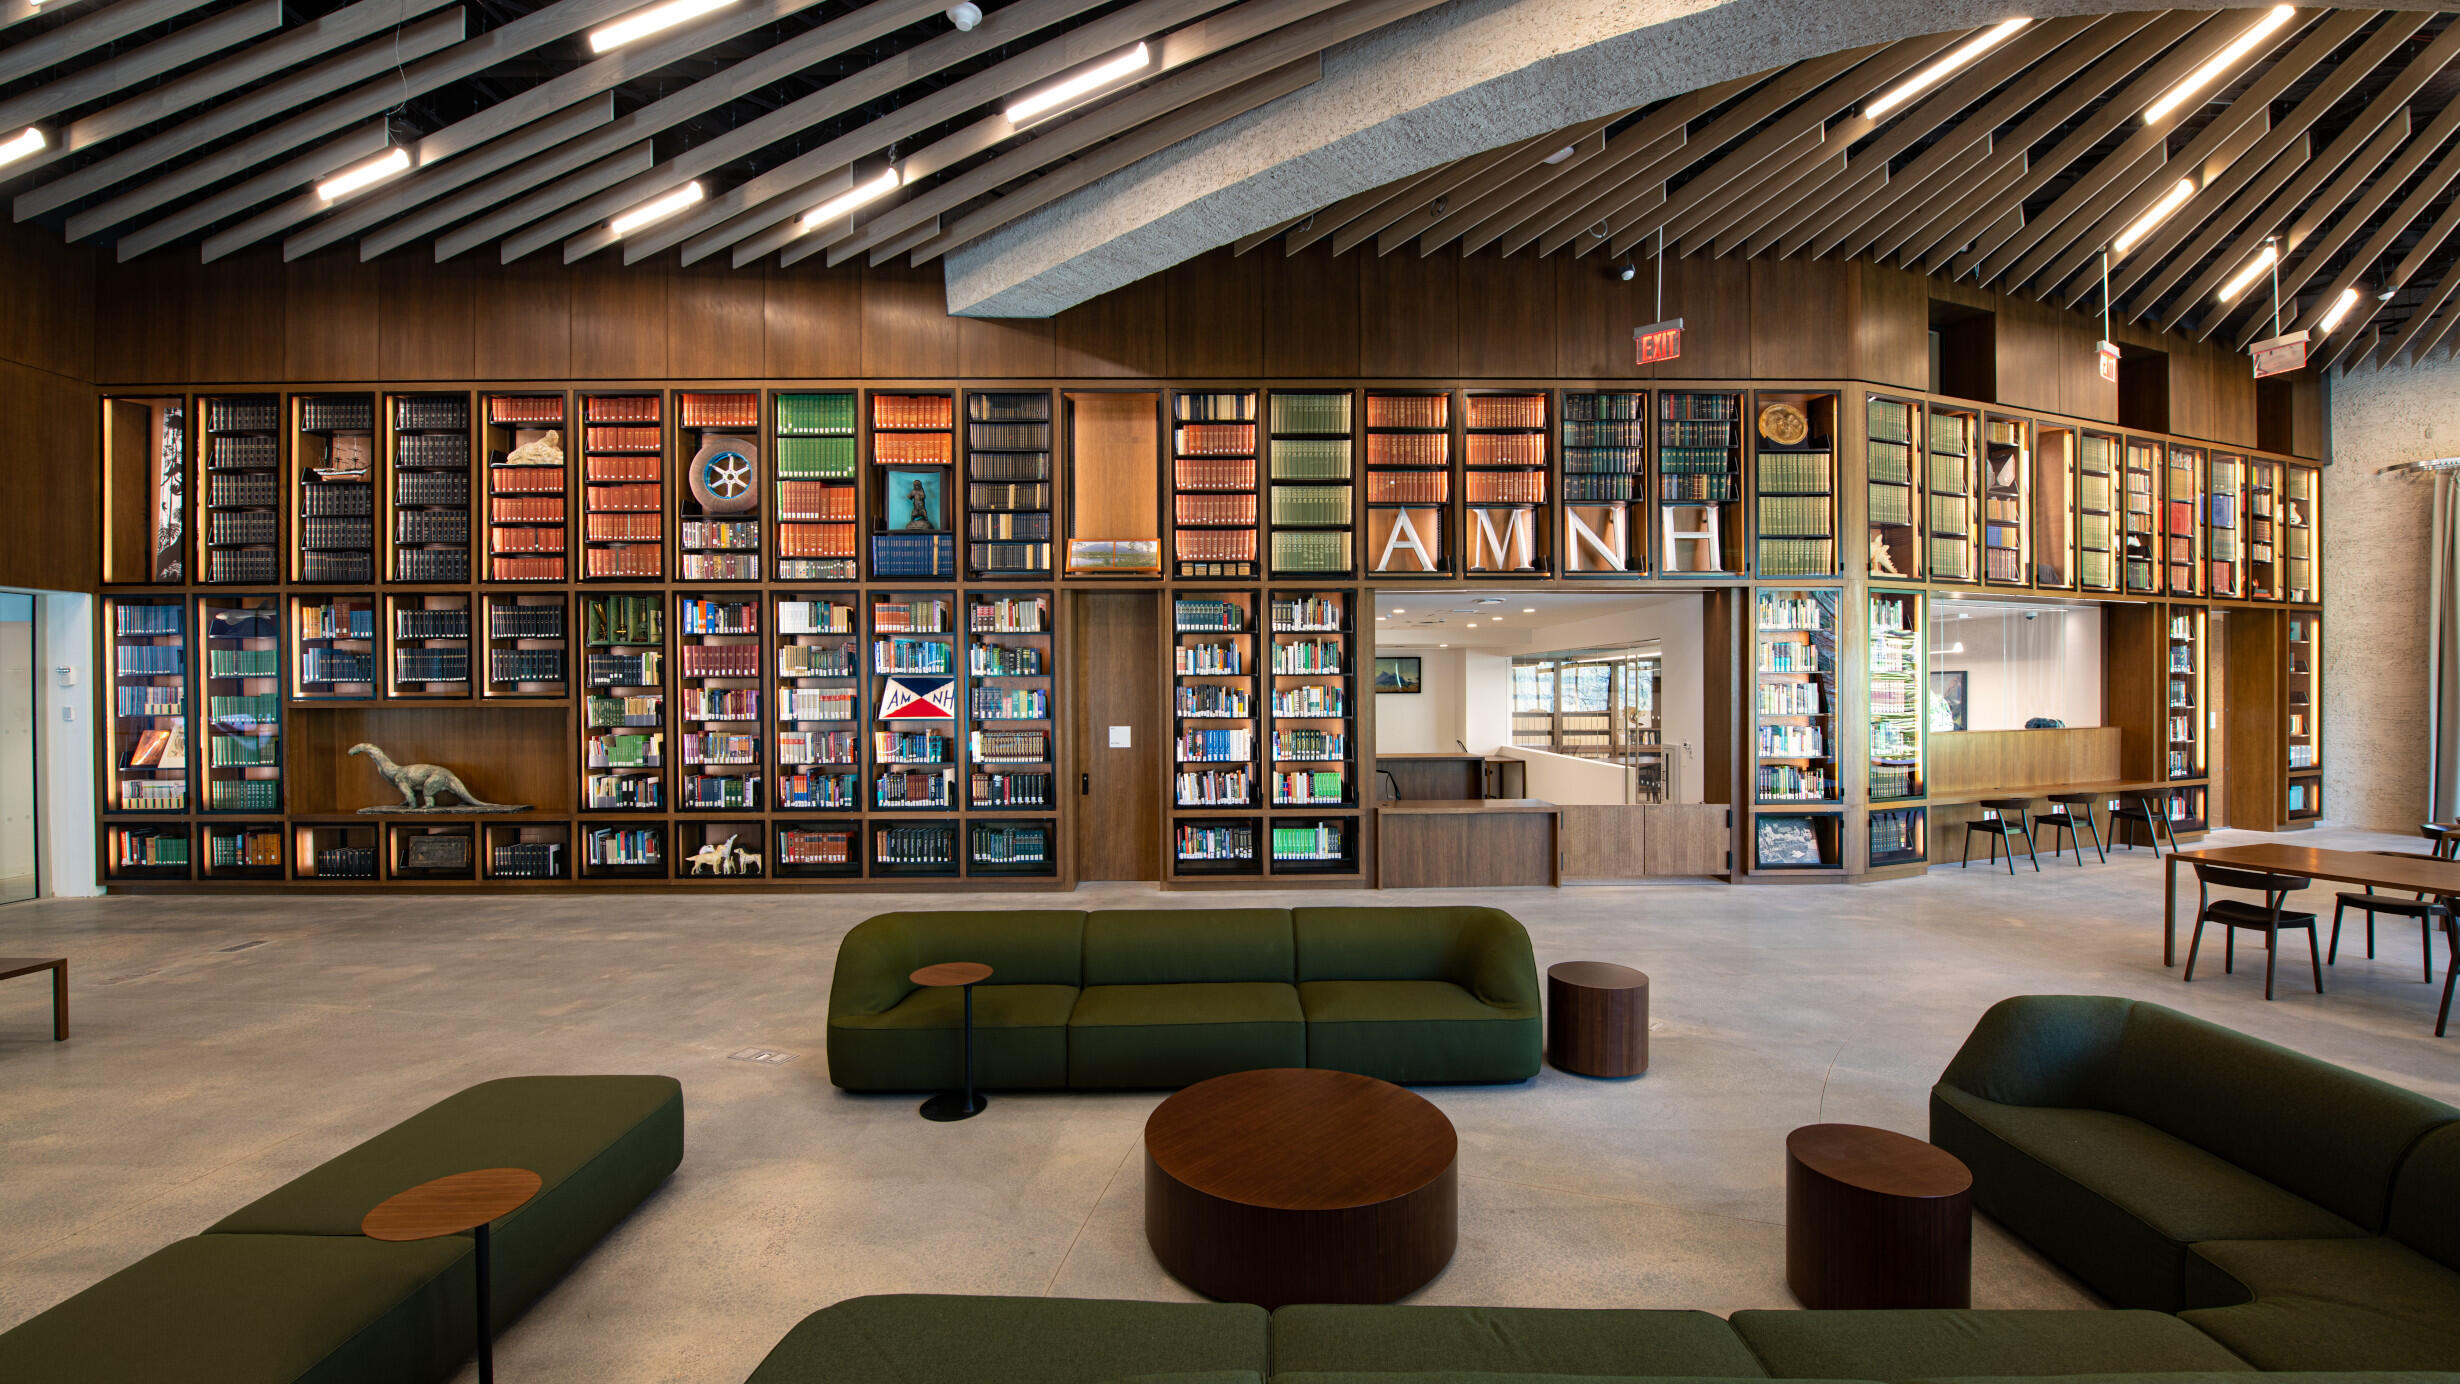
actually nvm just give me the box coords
[1929,995,2458,1313]
[741,1294,1270,1384]
[1271,1304,1770,1377]
[826,907,1541,1091]
[1726,1309,2250,1377]
[0,1074,682,1384]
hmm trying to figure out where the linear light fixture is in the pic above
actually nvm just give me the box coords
[2112,177,2196,257]
[2144,3,2295,124]
[1865,17,2031,120]
[2216,243,2279,304]
[800,167,902,230]
[589,0,735,54]
[610,180,705,236]
[2317,285,2362,334]
[0,125,44,170]
[1005,41,1151,127]
[315,145,411,203]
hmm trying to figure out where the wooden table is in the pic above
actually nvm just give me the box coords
[0,957,66,1040]
[2162,845,2460,966]
[1144,1067,1457,1307]
[910,962,993,1122]
[1785,1124,1972,1309]
[1376,799,1561,887]
[1546,961,1649,1077]
[363,1168,543,1384]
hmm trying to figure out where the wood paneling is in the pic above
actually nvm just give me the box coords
[1560,803,1646,878]
[0,358,96,591]
[955,312,1057,379]
[2224,608,2285,829]
[1749,256,1847,380]
[1457,248,1556,379]
[0,220,95,384]
[1054,268,1167,378]
[669,257,767,380]
[1554,251,1653,382]
[192,252,287,383]
[1072,590,1162,880]
[1848,263,1929,393]
[861,259,957,378]
[567,258,668,379]
[1262,243,1360,378]
[2103,600,2166,782]
[1167,247,1263,378]
[764,261,861,378]
[97,252,190,385]
[1643,803,1730,875]
[1654,253,1749,380]
[284,249,381,383]
[286,704,573,814]
[1930,727,2122,795]
[1360,248,1457,378]
[1065,389,1161,544]
[1993,293,2063,416]
[376,255,475,382]
[1376,805,1557,886]
[474,258,573,381]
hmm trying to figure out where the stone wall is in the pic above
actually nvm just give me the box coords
[2323,361,2444,830]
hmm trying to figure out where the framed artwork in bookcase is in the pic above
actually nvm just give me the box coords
[676,390,763,581]
[1562,390,1646,577]
[1864,394,1920,581]
[1364,390,1452,577]
[387,392,473,584]
[580,392,666,581]
[292,392,375,584]
[1171,389,1261,579]
[1751,391,1838,580]
[483,393,571,582]
[1266,391,1354,578]
[1463,390,1548,575]
[101,394,189,585]
[869,392,957,580]
[198,394,281,585]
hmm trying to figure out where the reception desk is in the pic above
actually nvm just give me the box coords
[1377,753,1528,801]
[1376,800,1561,888]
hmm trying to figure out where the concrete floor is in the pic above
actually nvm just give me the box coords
[4,824,2457,1382]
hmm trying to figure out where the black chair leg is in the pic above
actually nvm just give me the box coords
[2185,917,2207,981]
[2330,900,2345,965]
[1961,831,1972,868]
[2264,928,2278,1001]
[2439,919,2458,1038]
[2084,811,2105,863]
[2225,926,2235,974]
[2307,926,2324,995]
[2158,811,2181,854]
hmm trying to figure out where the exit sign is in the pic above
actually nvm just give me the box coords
[2250,330,2311,379]
[1635,318,1685,365]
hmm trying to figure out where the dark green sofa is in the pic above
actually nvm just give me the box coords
[0,1075,682,1384]
[1933,995,2460,1369]
[741,1294,2460,1383]
[826,907,1541,1091]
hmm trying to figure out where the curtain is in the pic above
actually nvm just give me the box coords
[2429,473,2460,821]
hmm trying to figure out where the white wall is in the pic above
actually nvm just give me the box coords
[1501,744,1633,804]
[1933,606,2103,731]
[1461,650,1513,754]
[2324,362,2436,830]
[1374,647,1462,753]
[39,593,95,898]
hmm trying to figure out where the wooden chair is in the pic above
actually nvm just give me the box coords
[2032,792,2105,865]
[2184,863,2321,1001]
[2439,914,2459,1038]
[2328,850,2454,983]
[2420,824,2460,861]
[1961,798,2039,875]
[2112,792,2181,856]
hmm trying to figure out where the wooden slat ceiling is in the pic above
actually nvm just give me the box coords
[1248,7,2460,375]
[0,0,1448,273]
[3,1,2460,373]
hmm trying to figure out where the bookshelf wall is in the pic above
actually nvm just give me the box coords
[294,392,375,584]
[390,393,471,584]
[1173,391,1261,578]
[2122,438,2160,593]
[202,394,281,585]
[1172,589,1259,875]
[2287,611,2320,822]
[2166,605,2206,791]
[2165,445,2203,597]
[1980,416,2026,586]
[1867,589,1924,868]
[677,391,763,581]
[2031,424,2075,589]
[93,378,2320,892]
[2206,453,2244,599]
[2245,457,2279,601]
[1925,404,1977,583]
[1752,393,1837,579]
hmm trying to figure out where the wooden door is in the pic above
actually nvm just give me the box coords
[1073,591,1162,880]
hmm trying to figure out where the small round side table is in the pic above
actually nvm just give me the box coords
[1546,961,1649,1077]
[1785,1123,1972,1309]
[362,1167,543,1384]
[911,961,993,1122]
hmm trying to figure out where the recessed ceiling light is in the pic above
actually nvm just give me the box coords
[609,180,704,236]
[1864,17,2031,120]
[315,145,410,203]
[0,126,46,170]
[1467,622,1478,628]
[1521,607,1535,613]
[589,0,736,53]
[1006,42,1151,127]
[799,166,901,229]
[2216,244,2279,304]
[1392,608,1404,614]
[1438,643,1449,648]
[1374,615,1386,621]
[2143,4,2294,125]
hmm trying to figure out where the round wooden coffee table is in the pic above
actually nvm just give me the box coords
[1785,1123,1972,1309]
[364,1167,543,1384]
[1144,1067,1456,1307]
[1546,961,1649,1077]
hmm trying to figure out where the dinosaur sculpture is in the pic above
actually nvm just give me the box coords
[350,743,528,813]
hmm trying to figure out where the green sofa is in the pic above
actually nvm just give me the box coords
[826,907,1541,1091]
[740,1294,2460,1383]
[0,1075,682,1384]
[1932,995,2460,1369]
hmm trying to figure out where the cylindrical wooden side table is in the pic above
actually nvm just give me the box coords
[1785,1123,1973,1309]
[1546,961,1649,1077]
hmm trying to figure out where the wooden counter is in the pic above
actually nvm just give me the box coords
[1377,754,1527,801]
[1375,800,1560,888]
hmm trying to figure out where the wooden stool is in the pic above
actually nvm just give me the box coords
[1546,961,1649,1077]
[1786,1124,1972,1309]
